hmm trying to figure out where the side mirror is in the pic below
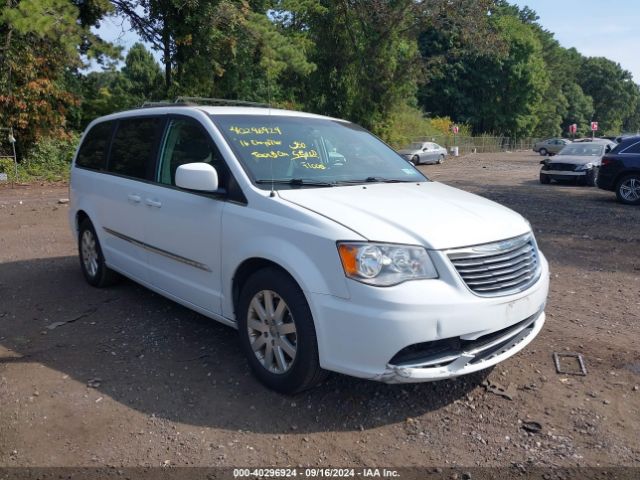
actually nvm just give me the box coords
[605,145,612,153]
[422,148,428,152]
[175,163,219,192]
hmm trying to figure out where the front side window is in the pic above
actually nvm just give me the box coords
[212,115,426,189]
[108,117,162,179]
[76,121,113,170]
[157,118,227,187]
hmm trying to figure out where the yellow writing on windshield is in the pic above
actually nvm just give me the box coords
[239,139,282,147]
[291,149,319,161]
[251,151,290,159]
[289,141,307,150]
[230,126,282,135]
[301,162,326,170]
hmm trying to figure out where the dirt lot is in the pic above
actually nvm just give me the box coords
[0,152,639,470]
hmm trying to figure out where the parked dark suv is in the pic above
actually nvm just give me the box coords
[598,136,640,205]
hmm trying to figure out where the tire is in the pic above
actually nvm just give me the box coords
[437,154,444,164]
[78,218,120,287]
[615,174,640,205]
[412,155,420,165]
[539,148,548,156]
[237,267,328,394]
[585,168,598,187]
[539,172,551,184]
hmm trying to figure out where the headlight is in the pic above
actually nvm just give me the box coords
[337,242,438,286]
[575,163,594,171]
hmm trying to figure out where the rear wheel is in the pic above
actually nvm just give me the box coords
[437,154,444,164]
[615,174,640,205]
[412,155,420,165]
[237,267,328,394]
[78,219,120,287]
[539,172,551,184]
[539,148,548,156]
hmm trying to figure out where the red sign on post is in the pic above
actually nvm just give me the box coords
[591,121,598,131]
[569,124,577,134]
[452,125,459,134]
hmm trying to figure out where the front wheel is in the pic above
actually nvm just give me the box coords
[437,154,444,164]
[616,174,640,205]
[539,148,548,156]
[412,155,420,165]
[237,268,328,394]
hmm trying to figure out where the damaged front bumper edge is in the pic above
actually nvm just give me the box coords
[375,310,546,384]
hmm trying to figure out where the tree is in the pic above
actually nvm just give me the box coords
[78,43,162,126]
[0,0,114,154]
[562,82,594,137]
[579,57,638,134]
[418,10,547,136]
[121,42,163,100]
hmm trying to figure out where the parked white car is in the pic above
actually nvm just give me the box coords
[69,103,549,393]
[397,141,448,165]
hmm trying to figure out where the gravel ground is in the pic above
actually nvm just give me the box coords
[0,152,639,470]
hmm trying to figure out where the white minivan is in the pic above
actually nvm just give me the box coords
[69,103,549,393]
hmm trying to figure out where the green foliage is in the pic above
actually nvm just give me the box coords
[0,133,78,181]
[578,57,639,134]
[419,11,547,137]
[4,0,640,178]
[385,105,471,149]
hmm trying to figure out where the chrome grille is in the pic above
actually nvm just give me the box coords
[447,234,540,297]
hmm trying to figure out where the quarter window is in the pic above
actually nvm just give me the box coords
[157,118,227,187]
[108,117,162,179]
[76,121,113,170]
[622,141,640,154]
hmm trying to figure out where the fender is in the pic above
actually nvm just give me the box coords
[221,235,350,320]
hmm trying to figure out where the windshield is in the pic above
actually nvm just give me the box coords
[212,115,426,189]
[558,144,604,156]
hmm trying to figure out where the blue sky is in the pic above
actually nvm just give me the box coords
[94,1,640,82]
[512,0,640,81]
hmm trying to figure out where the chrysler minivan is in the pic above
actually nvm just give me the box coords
[69,102,549,393]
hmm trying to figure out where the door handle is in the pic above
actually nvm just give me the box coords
[127,194,141,203]
[145,198,162,208]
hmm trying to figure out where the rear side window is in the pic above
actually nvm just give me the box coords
[621,140,640,154]
[76,121,113,170]
[108,117,162,179]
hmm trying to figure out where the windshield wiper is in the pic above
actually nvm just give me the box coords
[336,177,413,185]
[255,178,335,187]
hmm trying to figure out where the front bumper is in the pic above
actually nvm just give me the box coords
[540,170,586,177]
[379,309,544,383]
[308,252,549,383]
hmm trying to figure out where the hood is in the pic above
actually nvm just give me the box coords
[277,182,531,250]
[548,155,602,166]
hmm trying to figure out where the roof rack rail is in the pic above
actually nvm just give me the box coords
[140,101,176,108]
[139,97,272,109]
[175,97,272,108]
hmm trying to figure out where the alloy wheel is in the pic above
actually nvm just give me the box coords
[247,290,297,374]
[81,229,99,278]
[619,177,640,202]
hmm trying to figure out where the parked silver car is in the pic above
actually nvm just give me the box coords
[539,141,615,186]
[533,138,571,156]
[397,141,447,165]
